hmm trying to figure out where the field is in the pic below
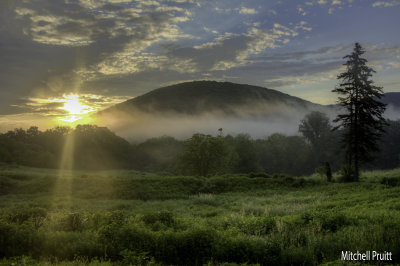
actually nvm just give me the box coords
[0,164,399,265]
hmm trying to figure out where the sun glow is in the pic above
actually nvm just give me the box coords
[57,94,95,123]
[21,93,129,127]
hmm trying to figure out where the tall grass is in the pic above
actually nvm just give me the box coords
[0,165,399,265]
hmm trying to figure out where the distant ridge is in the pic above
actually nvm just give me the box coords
[381,92,400,109]
[100,81,321,116]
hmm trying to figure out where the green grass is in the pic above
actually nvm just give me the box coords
[0,164,399,265]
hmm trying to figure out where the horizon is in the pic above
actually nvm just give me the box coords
[1,0,400,131]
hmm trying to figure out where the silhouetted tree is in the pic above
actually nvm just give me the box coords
[256,134,313,175]
[332,43,387,181]
[177,133,228,176]
[299,111,332,148]
[73,125,131,169]
[299,111,341,172]
[229,134,260,173]
[131,136,182,172]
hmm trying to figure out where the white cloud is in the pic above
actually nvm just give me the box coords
[238,7,258,15]
[296,21,312,31]
[372,0,400,7]
[212,24,299,71]
[108,0,133,3]
[386,61,400,69]
[15,7,95,46]
[297,6,307,16]
[203,27,218,34]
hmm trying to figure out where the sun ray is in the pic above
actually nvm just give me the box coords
[50,129,75,211]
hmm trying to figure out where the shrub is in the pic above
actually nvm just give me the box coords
[339,164,355,182]
[236,217,275,236]
[0,222,37,257]
[213,234,280,265]
[98,223,155,260]
[155,228,215,265]
[58,213,87,232]
[381,176,400,186]
[302,211,353,232]
[5,207,47,227]
[0,256,39,265]
[119,250,156,266]
[39,231,102,260]
[142,211,175,227]
[248,172,271,178]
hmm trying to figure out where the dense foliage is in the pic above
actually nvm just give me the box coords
[0,165,399,265]
[0,118,399,175]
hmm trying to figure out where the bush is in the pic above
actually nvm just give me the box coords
[248,172,271,178]
[339,164,355,182]
[142,211,175,227]
[119,250,156,266]
[381,176,400,186]
[5,207,47,227]
[39,231,102,260]
[98,223,155,260]
[0,256,39,265]
[155,228,215,265]
[302,211,353,232]
[213,234,280,265]
[0,222,37,257]
[235,216,275,236]
[57,213,87,232]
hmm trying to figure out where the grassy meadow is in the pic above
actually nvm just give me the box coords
[0,163,399,265]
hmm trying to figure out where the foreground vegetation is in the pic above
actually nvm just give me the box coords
[1,164,399,265]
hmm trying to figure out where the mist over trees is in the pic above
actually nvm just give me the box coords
[1,118,399,176]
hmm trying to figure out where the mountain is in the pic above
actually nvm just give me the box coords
[381,92,400,121]
[100,81,322,117]
[95,81,330,140]
[381,92,400,109]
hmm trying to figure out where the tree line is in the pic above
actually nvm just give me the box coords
[0,117,399,176]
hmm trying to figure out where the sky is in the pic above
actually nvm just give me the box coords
[0,0,399,130]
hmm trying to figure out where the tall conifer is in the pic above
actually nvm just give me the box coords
[333,43,387,181]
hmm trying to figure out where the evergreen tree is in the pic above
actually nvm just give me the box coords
[332,43,387,181]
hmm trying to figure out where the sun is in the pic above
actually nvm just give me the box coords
[62,94,87,115]
[58,94,95,123]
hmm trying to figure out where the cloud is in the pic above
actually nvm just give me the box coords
[168,23,302,72]
[2,0,196,97]
[372,1,400,7]
[295,21,312,31]
[297,7,307,16]
[237,7,258,15]
[300,0,347,14]
[332,0,342,5]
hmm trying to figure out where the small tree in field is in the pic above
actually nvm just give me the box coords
[299,111,332,149]
[332,43,387,181]
[177,133,228,176]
